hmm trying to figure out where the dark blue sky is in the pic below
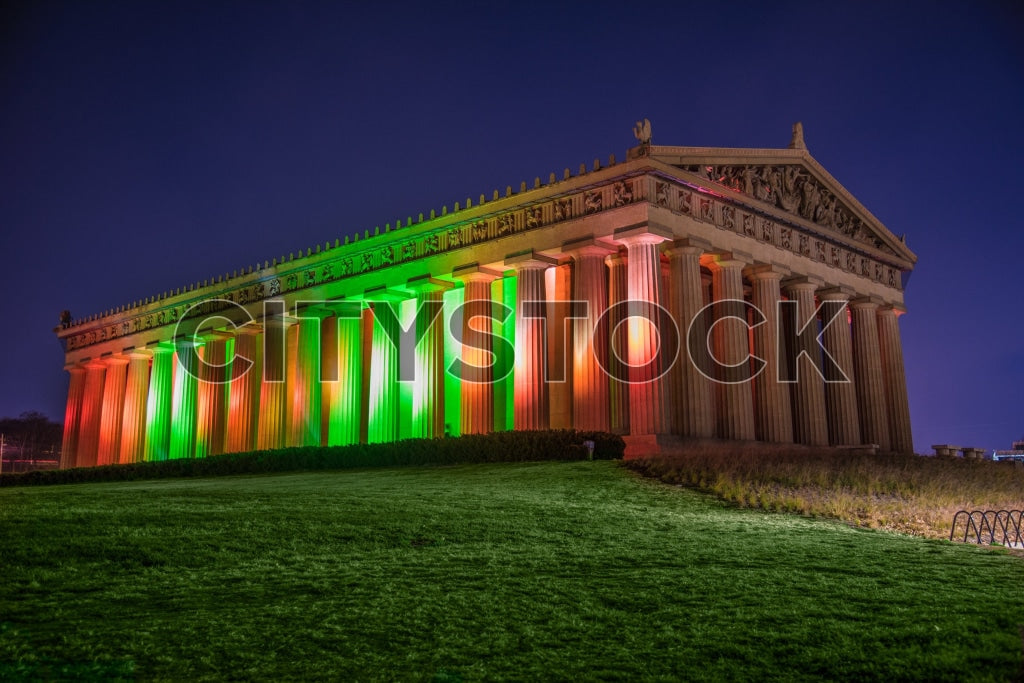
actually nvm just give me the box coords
[2,1,1022,453]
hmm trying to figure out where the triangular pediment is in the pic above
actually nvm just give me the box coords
[640,145,915,266]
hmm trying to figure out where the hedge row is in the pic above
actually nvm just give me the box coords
[0,430,625,487]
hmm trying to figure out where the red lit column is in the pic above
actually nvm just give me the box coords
[616,228,671,436]
[707,253,755,441]
[257,318,288,450]
[118,351,151,463]
[851,297,891,450]
[59,365,87,469]
[564,240,613,432]
[453,265,500,434]
[746,265,794,443]
[225,330,262,454]
[878,304,913,454]
[77,360,107,468]
[196,337,230,457]
[505,253,555,431]
[606,253,630,435]
[818,287,861,446]
[783,277,829,446]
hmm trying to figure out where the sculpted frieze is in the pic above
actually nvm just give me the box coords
[684,164,894,255]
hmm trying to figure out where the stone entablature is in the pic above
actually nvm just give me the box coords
[57,147,912,359]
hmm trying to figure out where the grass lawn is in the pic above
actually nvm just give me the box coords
[1,461,1022,681]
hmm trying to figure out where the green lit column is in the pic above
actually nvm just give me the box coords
[169,340,200,459]
[290,310,323,447]
[366,288,408,444]
[407,276,454,439]
[59,365,87,469]
[145,344,174,461]
[119,351,151,463]
[324,306,365,446]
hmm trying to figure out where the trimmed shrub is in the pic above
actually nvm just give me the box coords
[0,430,625,487]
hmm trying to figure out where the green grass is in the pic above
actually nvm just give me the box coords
[1,461,1022,681]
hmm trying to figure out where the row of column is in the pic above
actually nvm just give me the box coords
[60,229,914,467]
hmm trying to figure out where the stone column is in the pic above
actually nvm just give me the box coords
[505,253,554,431]
[818,287,861,446]
[323,306,364,446]
[547,263,574,430]
[77,360,107,468]
[707,254,755,441]
[463,268,500,434]
[616,228,672,436]
[564,240,613,432]
[408,277,453,439]
[365,296,403,444]
[58,368,86,471]
[169,341,200,459]
[145,344,174,461]
[257,319,288,450]
[97,357,128,466]
[783,277,829,446]
[747,265,793,443]
[196,337,229,457]
[60,365,87,469]
[119,352,151,463]
[225,330,262,454]
[606,253,630,435]
[850,297,891,451]
[287,313,323,447]
[878,304,913,454]
[666,240,715,438]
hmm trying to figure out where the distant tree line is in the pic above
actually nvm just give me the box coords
[0,412,62,469]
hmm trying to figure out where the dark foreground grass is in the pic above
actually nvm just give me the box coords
[1,462,1022,681]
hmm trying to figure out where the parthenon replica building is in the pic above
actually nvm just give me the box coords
[55,123,916,467]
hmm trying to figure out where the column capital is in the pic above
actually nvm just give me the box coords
[665,236,713,258]
[850,295,884,310]
[452,262,503,283]
[782,275,825,292]
[560,236,617,259]
[503,250,558,272]
[605,252,626,268]
[364,284,412,302]
[612,223,673,246]
[878,302,908,316]
[744,263,791,281]
[705,250,753,271]
[406,275,455,294]
[817,285,855,301]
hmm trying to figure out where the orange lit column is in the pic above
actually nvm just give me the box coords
[563,240,613,432]
[616,228,671,436]
[59,365,87,469]
[288,313,323,447]
[547,263,574,430]
[818,287,861,446]
[783,277,829,446]
[257,318,288,450]
[667,239,715,439]
[77,360,107,468]
[96,357,127,466]
[850,297,891,450]
[118,351,151,463]
[606,253,630,435]
[707,253,755,441]
[878,304,913,454]
[225,329,262,454]
[746,265,793,443]
[144,344,174,461]
[449,265,498,434]
[506,253,554,431]
[408,277,453,439]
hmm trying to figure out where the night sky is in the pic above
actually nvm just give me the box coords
[2,1,1021,454]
